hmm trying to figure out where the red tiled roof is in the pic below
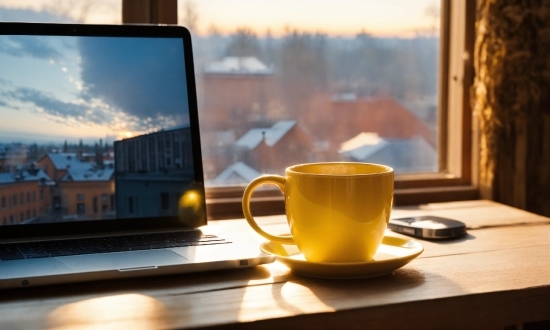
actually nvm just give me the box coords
[330,97,436,148]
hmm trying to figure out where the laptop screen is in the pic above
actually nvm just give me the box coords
[0,24,206,236]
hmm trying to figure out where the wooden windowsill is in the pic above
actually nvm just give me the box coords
[206,185,479,220]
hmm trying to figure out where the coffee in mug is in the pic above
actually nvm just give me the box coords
[242,162,394,263]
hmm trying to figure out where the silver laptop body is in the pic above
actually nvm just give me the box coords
[0,22,273,289]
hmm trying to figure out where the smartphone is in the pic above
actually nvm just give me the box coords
[388,216,467,239]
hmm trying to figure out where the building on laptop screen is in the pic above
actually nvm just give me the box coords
[0,34,194,225]
[114,126,194,219]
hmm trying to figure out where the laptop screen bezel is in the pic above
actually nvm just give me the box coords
[0,22,207,240]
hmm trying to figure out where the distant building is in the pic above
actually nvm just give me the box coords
[339,132,437,173]
[35,152,115,220]
[36,152,94,182]
[114,126,195,219]
[59,167,115,220]
[202,56,278,135]
[0,143,27,173]
[79,151,115,164]
[234,120,313,174]
[200,57,307,181]
[0,169,53,225]
[36,152,96,212]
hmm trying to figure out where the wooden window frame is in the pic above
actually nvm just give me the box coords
[122,0,478,219]
[122,0,177,25]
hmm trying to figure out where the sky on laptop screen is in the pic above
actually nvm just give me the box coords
[0,36,189,143]
[0,35,197,226]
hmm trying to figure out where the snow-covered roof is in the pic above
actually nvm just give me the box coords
[339,132,389,160]
[333,93,357,101]
[235,121,296,150]
[340,141,390,161]
[42,153,94,170]
[340,135,437,173]
[0,169,52,185]
[204,57,273,75]
[211,162,261,185]
[62,168,114,182]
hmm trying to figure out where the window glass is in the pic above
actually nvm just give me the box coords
[179,0,441,186]
[76,203,85,214]
[0,1,442,191]
[160,193,170,210]
[0,0,120,24]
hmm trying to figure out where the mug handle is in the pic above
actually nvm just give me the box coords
[242,175,295,245]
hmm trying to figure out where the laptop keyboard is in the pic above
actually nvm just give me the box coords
[0,232,229,260]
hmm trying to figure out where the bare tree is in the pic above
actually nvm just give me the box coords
[225,27,262,59]
[42,0,100,23]
[181,1,199,32]
[424,2,440,37]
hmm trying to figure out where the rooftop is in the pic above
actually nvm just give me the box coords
[0,168,52,185]
[210,162,261,186]
[62,168,115,182]
[116,125,191,142]
[204,57,274,75]
[235,121,296,150]
[41,153,94,171]
[340,133,437,173]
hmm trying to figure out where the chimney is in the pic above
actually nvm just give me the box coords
[95,142,104,169]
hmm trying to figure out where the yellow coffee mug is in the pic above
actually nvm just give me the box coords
[242,162,394,263]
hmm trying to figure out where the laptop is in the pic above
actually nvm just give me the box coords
[0,22,273,289]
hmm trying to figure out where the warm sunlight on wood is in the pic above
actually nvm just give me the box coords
[238,281,335,322]
[46,294,173,330]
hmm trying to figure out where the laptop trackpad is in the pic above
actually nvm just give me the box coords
[57,250,188,272]
[0,258,74,279]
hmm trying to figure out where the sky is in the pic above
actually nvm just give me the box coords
[0,0,440,37]
[180,0,441,37]
[0,35,189,144]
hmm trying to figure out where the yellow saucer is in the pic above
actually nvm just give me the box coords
[260,236,423,279]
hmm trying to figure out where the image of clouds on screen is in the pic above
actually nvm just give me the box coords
[0,35,63,60]
[77,37,189,127]
[0,35,189,137]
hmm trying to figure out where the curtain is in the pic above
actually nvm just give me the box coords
[472,0,550,216]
